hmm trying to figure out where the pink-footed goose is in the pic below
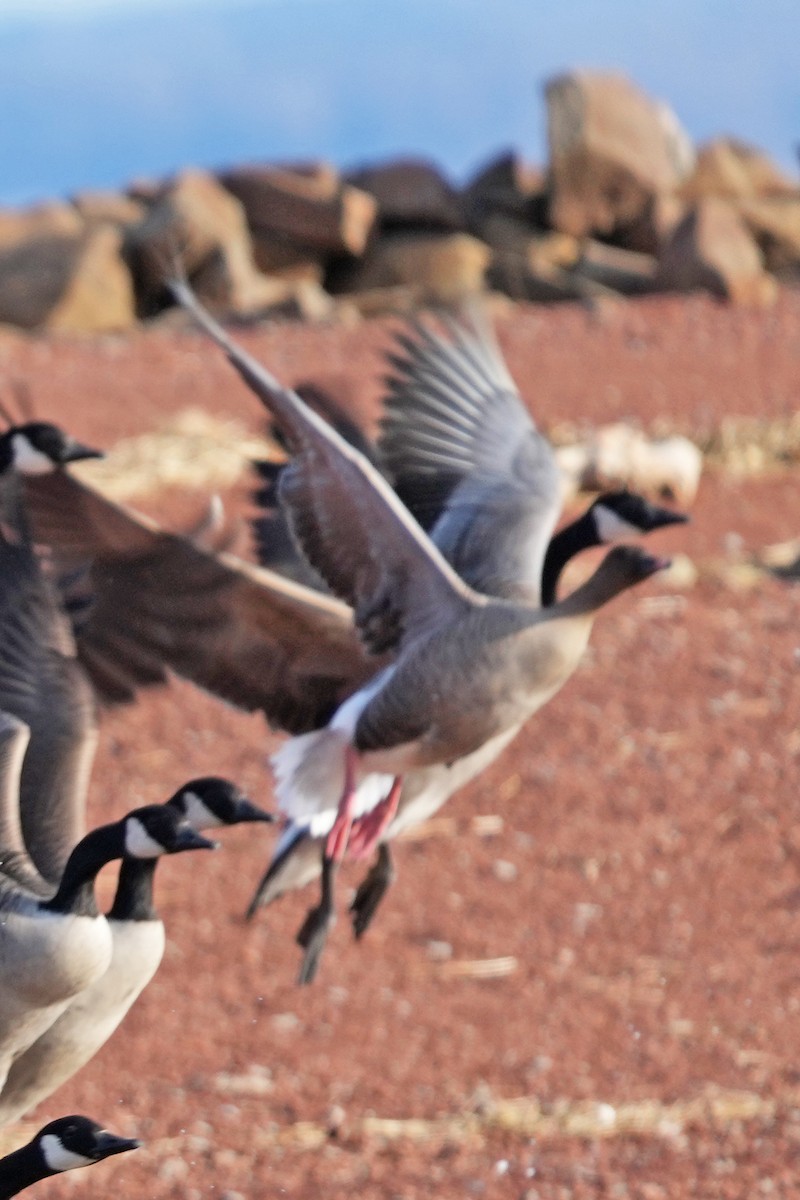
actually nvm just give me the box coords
[171,281,674,982]
[247,336,686,940]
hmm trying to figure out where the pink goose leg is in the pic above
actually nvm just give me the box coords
[347,776,404,861]
[325,746,359,863]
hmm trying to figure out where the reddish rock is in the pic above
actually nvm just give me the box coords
[573,239,659,296]
[126,168,272,314]
[347,157,463,230]
[219,163,378,258]
[0,225,135,332]
[737,197,800,273]
[71,190,148,229]
[614,192,687,254]
[463,150,546,227]
[682,138,799,202]
[336,231,490,303]
[546,71,694,239]
[657,198,776,305]
[0,201,83,250]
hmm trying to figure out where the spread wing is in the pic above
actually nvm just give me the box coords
[171,280,481,656]
[23,470,376,734]
[379,308,562,600]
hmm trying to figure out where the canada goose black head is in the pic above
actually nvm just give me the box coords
[589,491,689,544]
[167,776,274,831]
[0,423,103,477]
[0,1114,139,1196]
[123,804,219,858]
[35,1115,140,1172]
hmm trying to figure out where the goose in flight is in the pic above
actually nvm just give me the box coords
[171,281,674,982]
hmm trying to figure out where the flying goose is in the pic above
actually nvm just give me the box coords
[0,422,102,886]
[12,315,682,980]
[0,779,271,1127]
[246,361,686,931]
[0,1115,139,1198]
[0,747,215,1091]
[171,282,672,982]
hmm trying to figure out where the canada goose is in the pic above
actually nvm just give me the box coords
[0,765,215,1091]
[0,778,271,1127]
[0,1115,139,1197]
[0,422,102,887]
[171,282,672,982]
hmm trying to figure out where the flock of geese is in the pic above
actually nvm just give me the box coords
[0,282,687,1192]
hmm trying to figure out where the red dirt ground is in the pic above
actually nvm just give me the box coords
[2,290,800,1198]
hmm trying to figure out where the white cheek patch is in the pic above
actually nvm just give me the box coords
[593,505,642,544]
[124,817,166,859]
[11,434,55,476]
[40,1134,94,1172]
[182,792,223,830]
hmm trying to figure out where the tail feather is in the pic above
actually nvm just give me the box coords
[271,730,394,824]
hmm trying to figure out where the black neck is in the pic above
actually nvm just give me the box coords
[40,821,125,918]
[0,473,30,543]
[0,1143,53,1199]
[108,858,158,922]
[541,510,597,606]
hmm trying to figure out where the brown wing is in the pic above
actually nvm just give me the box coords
[23,470,376,734]
[171,281,481,655]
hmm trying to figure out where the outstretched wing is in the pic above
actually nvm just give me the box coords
[379,308,562,600]
[23,469,376,734]
[171,280,481,656]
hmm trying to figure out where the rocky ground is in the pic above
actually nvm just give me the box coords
[2,289,800,1198]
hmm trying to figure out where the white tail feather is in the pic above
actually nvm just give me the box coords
[271,729,394,826]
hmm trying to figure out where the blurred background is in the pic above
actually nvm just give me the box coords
[1,0,798,206]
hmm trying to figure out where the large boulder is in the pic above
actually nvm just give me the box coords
[546,71,694,240]
[219,163,377,258]
[334,231,490,303]
[0,202,83,250]
[0,225,136,332]
[657,198,776,305]
[71,190,148,229]
[347,157,463,230]
[462,151,546,228]
[126,168,272,314]
[737,198,800,274]
[682,138,798,202]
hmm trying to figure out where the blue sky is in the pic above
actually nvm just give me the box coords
[0,0,798,205]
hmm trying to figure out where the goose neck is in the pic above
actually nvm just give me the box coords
[40,821,125,918]
[108,858,158,922]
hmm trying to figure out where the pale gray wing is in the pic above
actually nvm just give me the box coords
[379,308,563,601]
[171,281,482,655]
[23,469,378,735]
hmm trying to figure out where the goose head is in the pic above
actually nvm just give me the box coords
[168,777,274,831]
[123,804,219,859]
[35,1115,140,1173]
[589,491,688,544]
[0,422,103,477]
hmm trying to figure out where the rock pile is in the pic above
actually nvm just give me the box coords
[0,70,797,333]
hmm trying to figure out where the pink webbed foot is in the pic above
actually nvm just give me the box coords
[347,776,403,862]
